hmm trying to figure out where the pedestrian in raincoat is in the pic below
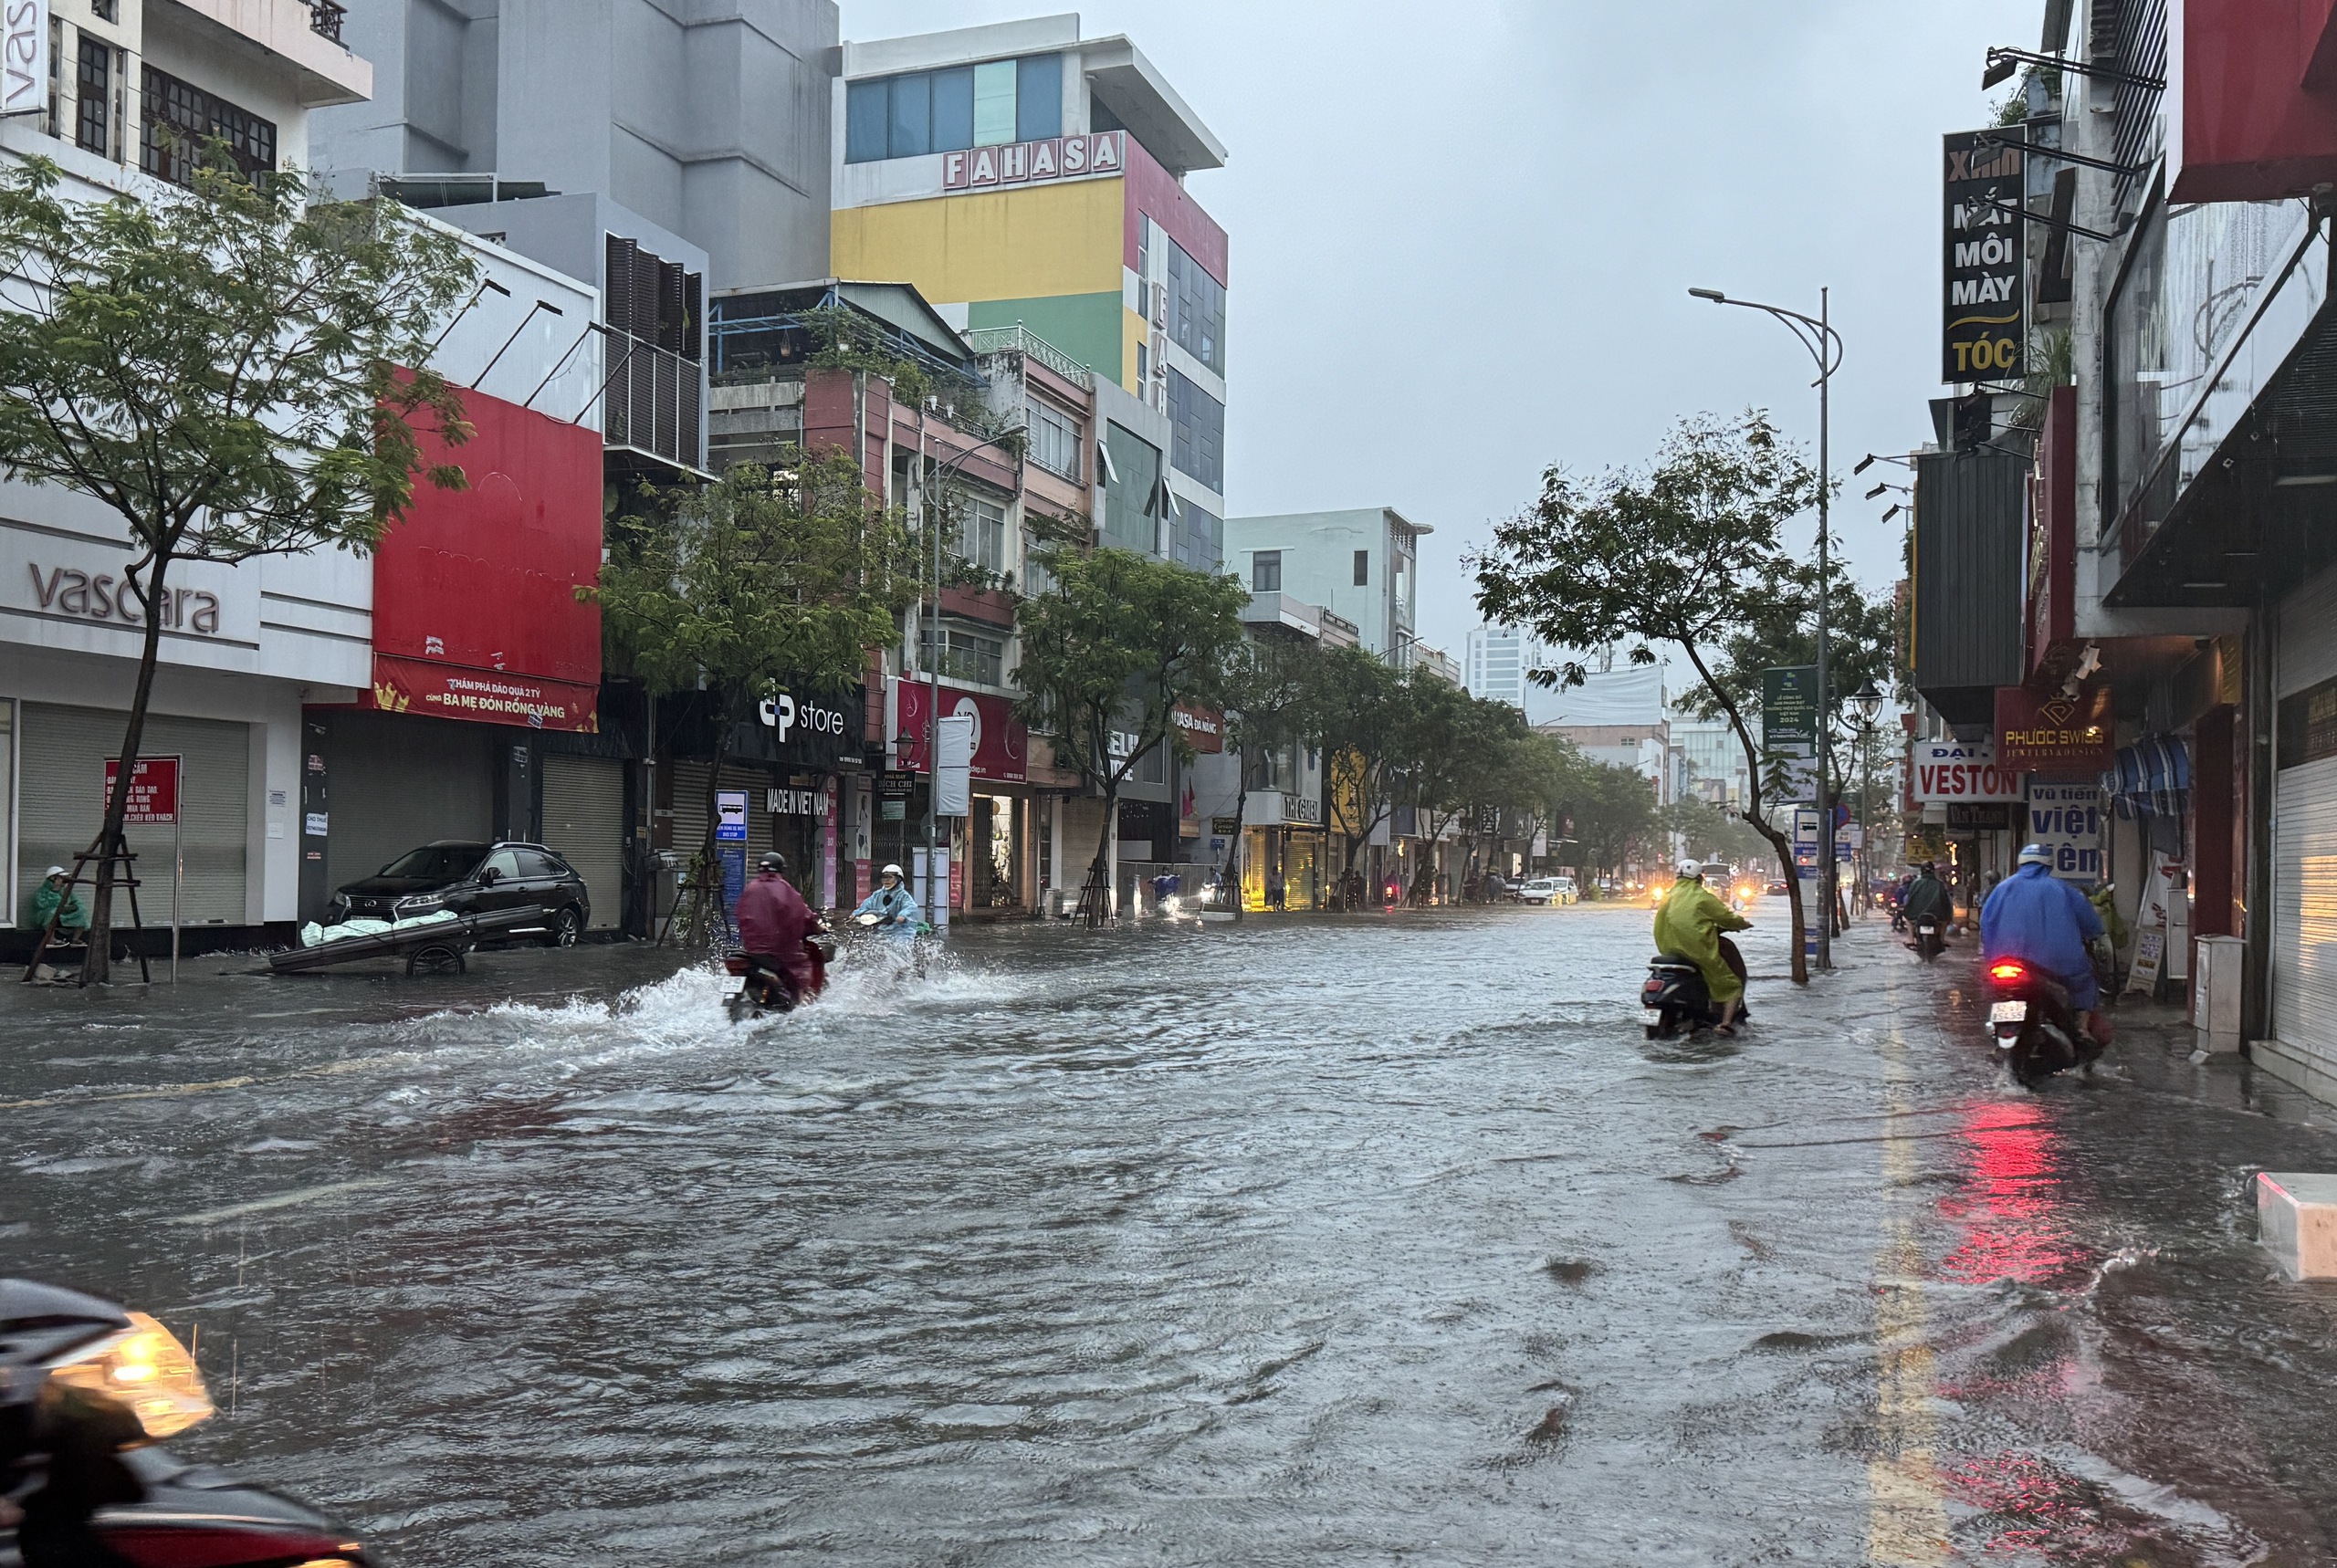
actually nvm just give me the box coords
[1653,858,1751,1034]
[29,867,86,937]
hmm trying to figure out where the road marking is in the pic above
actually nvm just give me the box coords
[1868,1005,1952,1564]
[0,1053,411,1113]
[165,1177,397,1227]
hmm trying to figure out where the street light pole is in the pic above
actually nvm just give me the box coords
[1688,284,1845,969]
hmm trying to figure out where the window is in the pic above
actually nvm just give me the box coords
[1177,500,1222,573]
[1354,549,1369,587]
[90,0,116,19]
[1102,423,1160,552]
[1252,550,1282,593]
[844,56,1063,163]
[956,494,1008,576]
[919,625,1007,688]
[517,850,565,879]
[1026,400,1080,481]
[482,848,522,882]
[1016,53,1062,141]
[141,66,275,186]
[1167,237,1226,373]
[75,36,110,157]
[1166,368,1224,492]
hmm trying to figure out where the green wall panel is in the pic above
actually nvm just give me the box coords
[967,292,1123,382]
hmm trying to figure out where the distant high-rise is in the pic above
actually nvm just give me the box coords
[1466,624,1546,708]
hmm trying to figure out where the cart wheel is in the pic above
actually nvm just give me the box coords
[407,943,466,977]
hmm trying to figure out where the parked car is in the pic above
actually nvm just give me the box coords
[1518,876,1576,906]
[328,840,592,946]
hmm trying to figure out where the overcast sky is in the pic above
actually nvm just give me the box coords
[844,0,2037,657]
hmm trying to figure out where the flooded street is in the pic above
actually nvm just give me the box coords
[6,904,2337,1564]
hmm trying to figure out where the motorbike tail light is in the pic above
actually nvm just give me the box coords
[722,955,750,975]
[100,1526,362,1566]
[1987,960,2027,982]
[42,1312,213,1439]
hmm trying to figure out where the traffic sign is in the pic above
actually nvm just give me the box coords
[105,756,181,825]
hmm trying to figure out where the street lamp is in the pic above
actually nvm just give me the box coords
[1848,681,1884,917]
[1690,284,1846,969]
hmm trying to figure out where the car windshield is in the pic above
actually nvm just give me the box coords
[377,844,486,882]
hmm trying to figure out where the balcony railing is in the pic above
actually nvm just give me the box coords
[309,0,346,42]
[965,323,1093,391]
[603,332,704,473]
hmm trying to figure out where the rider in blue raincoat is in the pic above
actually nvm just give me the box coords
[1981,845,2106,1012]
[853,862,922,938]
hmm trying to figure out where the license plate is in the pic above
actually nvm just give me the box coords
[1642,1009,1664,1025]
[1989,1000,2028,1023]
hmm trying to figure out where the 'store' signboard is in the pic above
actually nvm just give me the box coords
[1911,738,2023,802]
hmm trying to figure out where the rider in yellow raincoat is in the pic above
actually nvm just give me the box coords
[1654,859,1751,1031]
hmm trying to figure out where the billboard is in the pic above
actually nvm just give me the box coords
[1943,131,2026,383]
[890,678,1027,783]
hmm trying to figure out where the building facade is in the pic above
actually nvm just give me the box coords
[1465,623,1549,709]
[1223,508,1429,668]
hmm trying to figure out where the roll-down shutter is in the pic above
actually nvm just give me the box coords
[323,713,495,894]
[17,704,249,925]
[669,761,772,870]
[542,754,624,929]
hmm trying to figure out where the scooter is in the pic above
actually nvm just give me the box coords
[1912,918,1944,961]
[2,1278,372,1567]
[1640,936,1752,1040]
[1983,956,2103,1088]
[723,928,837,1023]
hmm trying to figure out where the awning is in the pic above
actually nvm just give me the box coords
[2101,735,2191,820]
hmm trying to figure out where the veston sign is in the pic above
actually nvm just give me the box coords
[1911,737,2025,802]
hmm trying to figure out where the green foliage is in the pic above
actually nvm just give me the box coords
[1667,794,1773,867]
[1314,645,1407,870]
[0,153,480,979]
[1014,546,1250,904]
[1472,409,1822,977]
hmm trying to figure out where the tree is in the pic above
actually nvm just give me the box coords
[1666,794,1773,868]
[1219,632,1324,914]
[1013,546,1249,923]
[592,453,915,939]
[0,155,479,983]
[1569,759,1662,880]
[1390,676,1517,904]
[1315,645,1407,907]
[1474,410,1821,980]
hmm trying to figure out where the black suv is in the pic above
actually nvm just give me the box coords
[328,840,592,946]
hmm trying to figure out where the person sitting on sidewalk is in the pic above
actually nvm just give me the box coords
[28,866,89,982]
[1654,858,1751,1036]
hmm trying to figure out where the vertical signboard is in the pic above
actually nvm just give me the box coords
[2,1,47,119]
[2025,782,2103,882]
[1763,665,1820,804]
[1944,131,2026,382]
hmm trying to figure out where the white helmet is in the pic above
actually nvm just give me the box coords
[2017,843,2053,867]
[1676,859,1703,878]
[881,862,905,879]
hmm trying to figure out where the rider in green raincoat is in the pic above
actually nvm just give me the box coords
[1654,859,1751,1029]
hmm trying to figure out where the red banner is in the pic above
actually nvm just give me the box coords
[104,756,180,824]
[892,678,1027,782]
[372,653,600,732]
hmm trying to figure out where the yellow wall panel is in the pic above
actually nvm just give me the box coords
[1122,308,1148,395]
[831,181,1127,305]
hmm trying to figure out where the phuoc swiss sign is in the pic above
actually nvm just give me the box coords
[1943,130,2026,382]
[1911,737,2024,802]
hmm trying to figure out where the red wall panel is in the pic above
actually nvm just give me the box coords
[1122,138,1228,286]
[2171,0,2337,200]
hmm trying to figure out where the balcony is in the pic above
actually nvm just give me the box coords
[307,0,343,42]
[966,323,1093,392]
[151,0,371,107]
[603,333,706,476]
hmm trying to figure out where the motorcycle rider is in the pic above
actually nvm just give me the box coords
[736,851,817,1008]
[1653,858,1751,1036]
[1982,843,2108,1040]
[852,862,922,938]
[1901,861,1951,945]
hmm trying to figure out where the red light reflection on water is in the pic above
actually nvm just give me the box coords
[1934,1099,2095,1288]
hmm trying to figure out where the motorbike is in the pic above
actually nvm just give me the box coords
[2,1278,372,1568]
[1913,918,1944,962]
[1983,956,2103,1087]
[1640,936,1752,1039]
[723,928,838,1023]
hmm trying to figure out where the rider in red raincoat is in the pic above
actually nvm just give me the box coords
[736,852,815,1005]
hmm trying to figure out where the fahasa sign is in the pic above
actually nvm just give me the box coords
[1912,738,2025,802]
[943,131,1124,192]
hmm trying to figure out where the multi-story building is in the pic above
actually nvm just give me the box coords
[1466,623,1549,708]
[1223,508,1429,668]
[830,16,1230,575]
[1,5,611,951]
[1670,711,1751,809]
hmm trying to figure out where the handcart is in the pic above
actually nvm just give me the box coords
[265,907,542,977]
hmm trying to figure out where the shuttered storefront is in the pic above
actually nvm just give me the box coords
[668,762,774,869]
[542,753,624,929]
[17,704,249,925]
[324,712,495,894]
[2272,563,2337,1080]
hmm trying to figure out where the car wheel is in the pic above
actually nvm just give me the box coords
[548,906,582,948]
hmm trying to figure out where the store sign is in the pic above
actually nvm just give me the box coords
[1943,130,2026,382]
[749,682,861,767]
[371,653,599,732]
[2024,782,2104,882]
[26,563,222,636]
[103,755,180,825]
[943,130,1124,192]
[1996,682,2112,775]
[766,787,822,816]
[891,678,1027,783]
[1283,791,1321,826]
[2,1,47,118]
[1171,702,1225,754]
[1911,737,2024,802]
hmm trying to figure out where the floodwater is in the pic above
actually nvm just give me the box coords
[5,904,2337,1564]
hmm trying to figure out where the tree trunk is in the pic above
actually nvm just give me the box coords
[1080,778,1118,926]
[1225,776,1247,920]
[80,553,173,985]
[690,729,731,946]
